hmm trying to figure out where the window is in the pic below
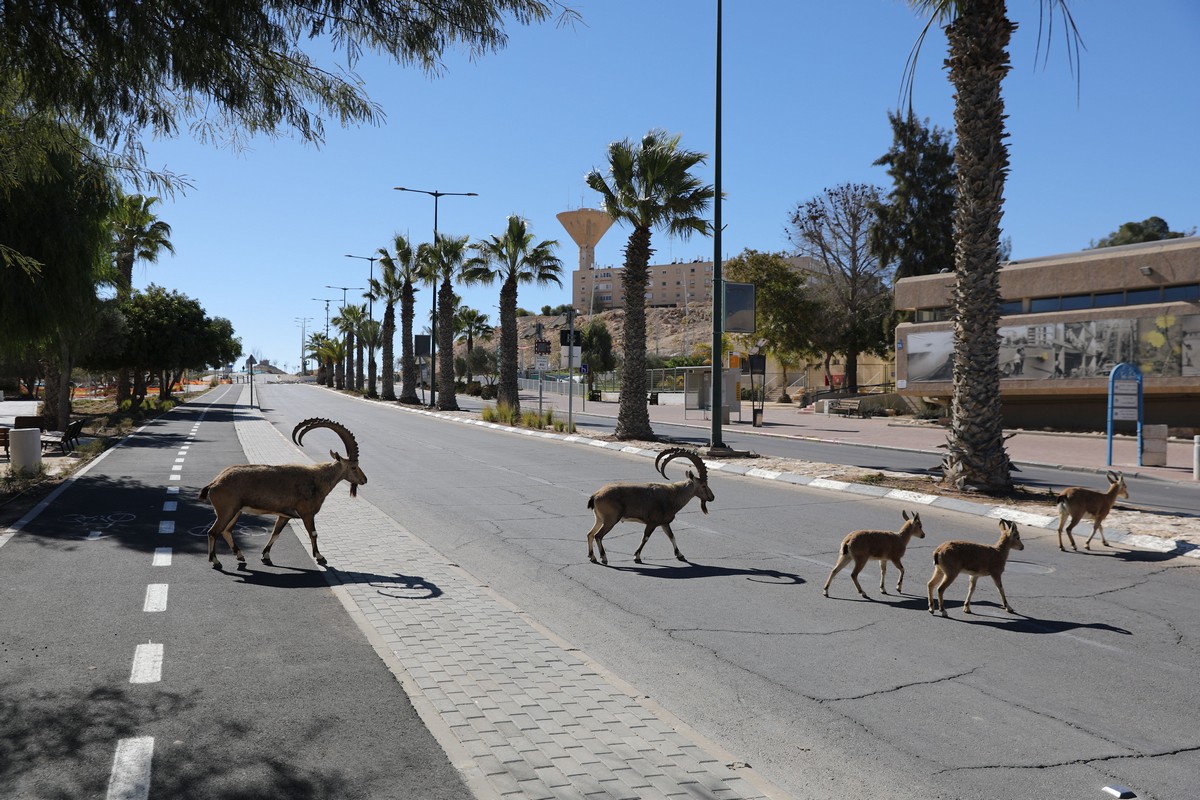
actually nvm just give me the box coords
[1126,288,1160,306]
[1164,284,1200,302]
[1093,291,1124,308]
[1059,295,1090,311]
[999,300,1024,315]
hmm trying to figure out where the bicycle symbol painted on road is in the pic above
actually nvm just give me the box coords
[60,512,137,541]
[186,523,274,539]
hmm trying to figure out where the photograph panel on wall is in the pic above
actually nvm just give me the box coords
[1138,314,1183,377]
[1061,319,1138,379]
[998,323,1058,379]
[905,331,953,383]
[1181,314,1200,377]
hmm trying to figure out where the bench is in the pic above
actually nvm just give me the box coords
[828,398,866,417]
[41,418,85,455]
[14,415,44,431]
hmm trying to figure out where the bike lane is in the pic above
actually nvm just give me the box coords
[0,386,468,799]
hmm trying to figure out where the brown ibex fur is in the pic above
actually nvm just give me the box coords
[927,519,1024,618]
[200,418,367,569]
[586,448,714,565]
[823,510,925,598]
[1055,470,1128,551]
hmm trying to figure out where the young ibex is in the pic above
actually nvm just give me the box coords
[1055,470,1128,551]
[927,519,1024,618]
[823,510,925,598]
[199,418,367,569]
[585,448,714,566]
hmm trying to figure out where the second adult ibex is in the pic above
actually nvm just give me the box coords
[200,418,367,569]
[586,448,714,566]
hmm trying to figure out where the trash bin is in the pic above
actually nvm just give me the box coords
[648,392,659,405]
[752,408,764,427]
[9,427,41,475]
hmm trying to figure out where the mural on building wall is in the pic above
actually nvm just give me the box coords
[907,314,1199,382]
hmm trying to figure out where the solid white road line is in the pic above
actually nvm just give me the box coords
[143,584,168,613]
[152,548,172,566]
[129,643,163,684]
[106,736,154,800]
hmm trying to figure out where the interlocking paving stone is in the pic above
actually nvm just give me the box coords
[231,407,780,800]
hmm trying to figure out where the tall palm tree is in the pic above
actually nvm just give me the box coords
[463,215,562,413]
[371,235,420,402]
[305,333,332,386]
[419,235,470,411]
[586,129,714,440]
[910,0,1080,491]
[455,306,494,384]
[359,318,382,398]
[110,193,174,404]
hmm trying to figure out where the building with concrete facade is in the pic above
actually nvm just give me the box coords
[894,236,1200,429]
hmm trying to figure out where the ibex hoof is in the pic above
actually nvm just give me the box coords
[588,555,598,564]
[261,557,273,566]
[236,555,246,563]
[211,561,221,570]
[634,557,643,564]
[316,557,328,566]
[675,555,687,563]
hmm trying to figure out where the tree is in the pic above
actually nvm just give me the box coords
[724,250,821,400]
[870,111,956,280]
[463,215,563,412]
[1093,217,1194,248]
[420,235,470,411]
[580,318,616,396]
[359,318,382,397]
[909,0,1082,491]
[374,234,423,404]
[585,129,714,441]
[786,184,895,395]
[0,1,573,193]
[109,193,175,404]
[332,303,364,392]
[306,333,335,387]
[455,307,494,384]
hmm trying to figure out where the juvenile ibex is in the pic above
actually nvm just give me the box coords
[1055,470,1128,551]
[927,519,1024,618]
[823,510,925,598]
[585,448,713,566]
[200,418,367,569]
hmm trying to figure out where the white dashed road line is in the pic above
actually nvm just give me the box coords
[129,643,163,684]
[143,584,168,613]
[105,736,154,800]
[152,548,172,566]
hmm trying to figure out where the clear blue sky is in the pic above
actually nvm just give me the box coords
[135,0,1200,371]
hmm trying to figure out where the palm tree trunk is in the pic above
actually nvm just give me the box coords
[437,275,458,411]
[498,277,520,412]
[942,0,1014,491]
[382,303,397,401]
[399,285,420,404]
[616,226,655,440]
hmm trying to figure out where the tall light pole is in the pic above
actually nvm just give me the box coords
[294,316,312,375]
[344,254,378,321]
[312,298,333,337]
[326,285,364,308]
[710,0,729,454]
[393,186,478,407]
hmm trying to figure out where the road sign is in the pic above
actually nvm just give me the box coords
[535,356,550,371]
[534,339,550,355]
[579,363,589,374]
[1107,362,1144,466]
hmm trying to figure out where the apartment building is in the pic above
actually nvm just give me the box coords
[894,237,1200,429]
[572,255,816,313]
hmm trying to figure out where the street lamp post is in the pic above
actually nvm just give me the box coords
[294,316,312,375]
[709,0,730,455]
[393,186,478,407]
[312,298,333,336]
[326,285,364,309]
[344,254,379,321]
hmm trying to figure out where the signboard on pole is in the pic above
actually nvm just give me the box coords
[1106,363,1143,466]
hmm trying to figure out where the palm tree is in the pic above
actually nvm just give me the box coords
[419,235,470,411]
[306,333,332,386]
[332,304,364,392]
[372,236,416,401]
[586,129,714,440]
[110,193,174,404]
[463,215,562,413]
[910,1,1080,491]
[455,307,494,384]
[359,318,382,398]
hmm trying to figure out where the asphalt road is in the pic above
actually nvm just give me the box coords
[0,384,468,800]
[257,383,1200,800]
[453,395,1200,518]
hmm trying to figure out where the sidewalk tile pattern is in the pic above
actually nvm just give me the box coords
[233,410,778,800]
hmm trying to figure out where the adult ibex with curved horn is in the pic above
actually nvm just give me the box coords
[199,418,367,569]
[585,447,714,566]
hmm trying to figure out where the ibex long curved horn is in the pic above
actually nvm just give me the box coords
[291,418,360,462]
[655,447,708,482]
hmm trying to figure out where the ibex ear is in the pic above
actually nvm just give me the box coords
[902,510,911,521]
[331,450,342,462]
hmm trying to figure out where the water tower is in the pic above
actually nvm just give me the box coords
[557,208,614,314]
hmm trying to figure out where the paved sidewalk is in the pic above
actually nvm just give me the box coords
[231,386,783,800]
[519,391,1199,484]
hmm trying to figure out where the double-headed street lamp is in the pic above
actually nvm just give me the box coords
[393,186,478,407]
[312,298,333,337]
[344,253,379,321]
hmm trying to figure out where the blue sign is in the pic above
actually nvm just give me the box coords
[1106,363,1143,467]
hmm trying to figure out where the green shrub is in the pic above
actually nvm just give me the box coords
[480,384,498,400]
